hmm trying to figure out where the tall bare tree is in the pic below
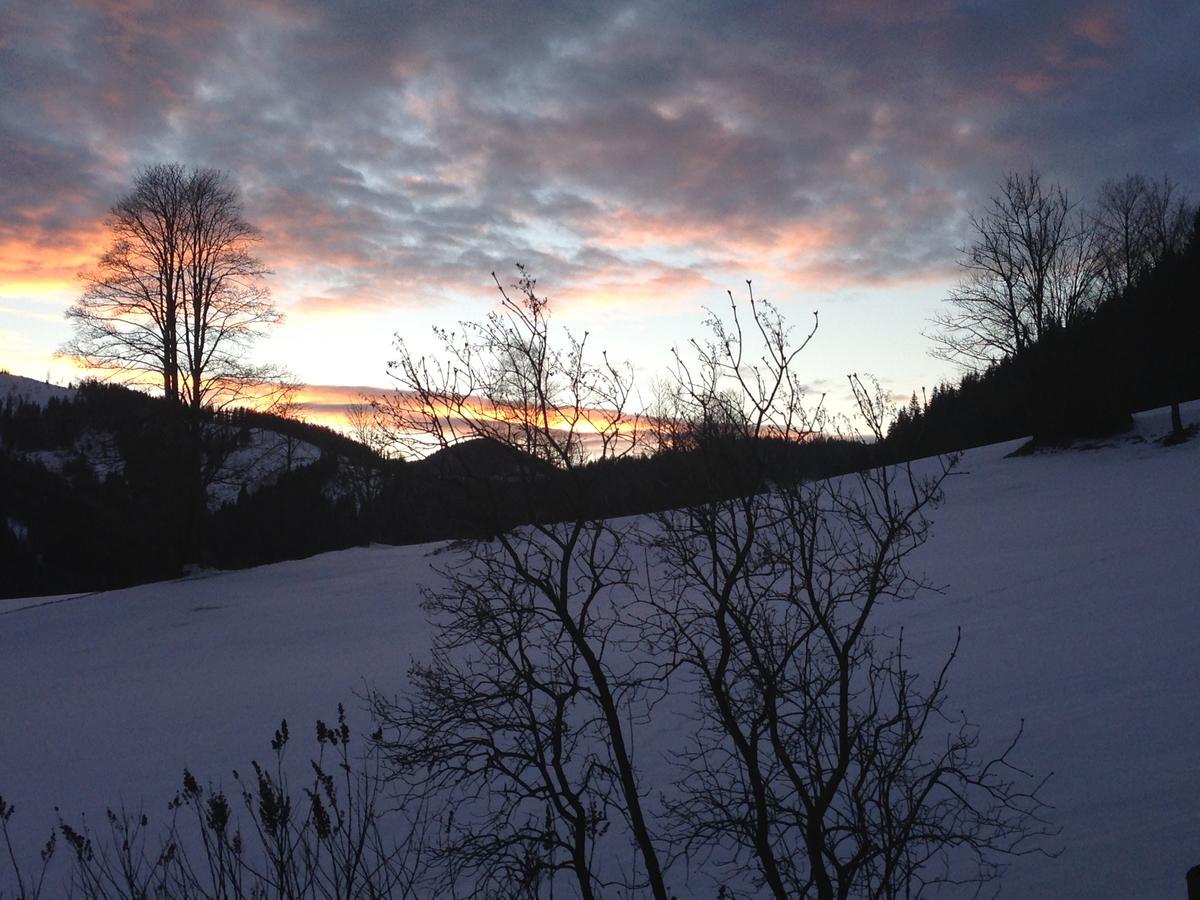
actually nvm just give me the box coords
[1096,173,1153,299]
[1142,176,1194,267]
[928,170,1101,368]
[370,268,671,900]
[64,163,188,400]
[647,294,1053,899]
[1096,174,1193,299]
[62,164,293,564]
[64,163,282,413]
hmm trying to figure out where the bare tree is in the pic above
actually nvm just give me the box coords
[1096,174,1194,299]
[1142,176,1193,267]
[372,522,660,899]
[64,163,189,401]
[369,267,671,900]
[1096,174,1154,299]
[929,170,1101,368]
[648,294,1053,899]
[63,164,294,559]
[346,402,399,461]
[63,163,283,414]
[339,402,398,525]
[369,273,1050,897]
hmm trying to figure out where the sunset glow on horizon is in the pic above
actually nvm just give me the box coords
[299,382,656,458]
[3,1,1198,425]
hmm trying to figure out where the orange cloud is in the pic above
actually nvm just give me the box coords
[291,383,381,429]
[0,221,111,291]
[292,382,651,459]
[551,263,714,314]
[1072,10,1118,49]
[283,269,489,319]
[581,206,838,258]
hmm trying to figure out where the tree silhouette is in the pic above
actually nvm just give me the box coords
[63,163,284,414]
[929,169,1101,369]
[648,293,1054,898]
[1096,174,1193,299]
[371,268,670,900]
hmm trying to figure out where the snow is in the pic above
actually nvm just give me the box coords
[207,426,324,508]
[1,403,1198,898]
[0,371,75,408]
[19,429,126,481]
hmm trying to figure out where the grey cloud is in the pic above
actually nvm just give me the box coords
[3,0,1198,317]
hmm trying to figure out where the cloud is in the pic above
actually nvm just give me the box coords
[3,0,1197,387]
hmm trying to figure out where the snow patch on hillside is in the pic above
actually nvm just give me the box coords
[207,427,324,508]
[0,371,76,408]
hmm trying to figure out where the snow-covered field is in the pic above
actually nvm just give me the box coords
[2,404,1198,898]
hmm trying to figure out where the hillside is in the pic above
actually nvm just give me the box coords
[1,403,1198,898]
[0,372,76,408]
[0,374,878,597]
[0,372,335,509]
[0,375,387,595]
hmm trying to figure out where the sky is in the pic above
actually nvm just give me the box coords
[2,0,1198,430]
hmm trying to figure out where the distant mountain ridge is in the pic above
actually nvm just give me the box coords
[415,435,557,479]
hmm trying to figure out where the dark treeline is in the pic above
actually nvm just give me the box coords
[0,380,878,599]
[887,208,1200,457]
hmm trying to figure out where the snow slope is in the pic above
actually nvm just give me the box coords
[1,404,1198,898]
[205,426,325,508]
[0,371,75,408]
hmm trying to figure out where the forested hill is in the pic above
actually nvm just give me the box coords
[0,376,385,597]
[887,207,1200,459]
[0,373,880,598]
